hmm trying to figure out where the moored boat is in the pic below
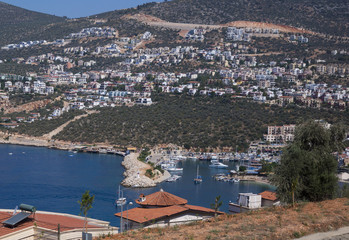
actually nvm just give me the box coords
[194,165,203,184]
[166,175,181,182]
[209,160,228,168]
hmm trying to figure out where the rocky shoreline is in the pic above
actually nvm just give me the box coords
[0,133,171,188]
[121,152,170,188]
[0,134,270,188]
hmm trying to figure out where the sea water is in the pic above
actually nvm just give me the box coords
[0,144,275,226]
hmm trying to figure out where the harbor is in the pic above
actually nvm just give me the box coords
[0,144,275,227]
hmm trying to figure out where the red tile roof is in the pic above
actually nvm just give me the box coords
[115,205,187,223]
[259,191,278,201]
[115,204,222,224]
[135,189,188,207]
[0,211,103,237]
[184,204,223,214]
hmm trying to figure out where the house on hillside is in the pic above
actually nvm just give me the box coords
[229,193,261,214]
[259,191,279,207]
[115,189,223,230]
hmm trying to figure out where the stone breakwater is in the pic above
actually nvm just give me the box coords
[121,152,171,188]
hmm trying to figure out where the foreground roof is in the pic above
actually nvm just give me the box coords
[0,210,110,238]
[115,204,221,224]
[135,189,188,207]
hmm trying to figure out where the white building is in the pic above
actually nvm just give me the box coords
[229,193,262,213]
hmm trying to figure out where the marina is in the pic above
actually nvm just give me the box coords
[0,144,275,227]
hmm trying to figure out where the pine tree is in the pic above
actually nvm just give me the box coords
[271,121,345,204]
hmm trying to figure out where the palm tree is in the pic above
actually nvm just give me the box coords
[211,195,222,218]
[78,190,95,233]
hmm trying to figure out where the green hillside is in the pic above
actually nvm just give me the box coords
[0,1,65,46]
[98,0,349,36]
[46,94,349,150]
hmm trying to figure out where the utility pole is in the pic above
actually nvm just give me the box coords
[57,224,60,240]
[120,203,123,233]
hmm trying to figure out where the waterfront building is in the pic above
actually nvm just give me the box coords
[263,124,296,144]
[0,209,117,239]
[115,189,223,230]
[229,193,262,213]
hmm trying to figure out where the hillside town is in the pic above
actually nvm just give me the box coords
[1,23,348,115]
[1,0,349,239]
[0,23,348,139]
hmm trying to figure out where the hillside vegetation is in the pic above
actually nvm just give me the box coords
[0,1,64,46]
[9,110,85,137]
[99,0,349,36]
[51,94,349,150]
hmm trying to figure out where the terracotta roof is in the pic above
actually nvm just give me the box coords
[259,191,278,201]
[115,205,187,223]
[0,211,103,237]
[115,204,223,224]
[184,204,224,214]
[135,189,188,207]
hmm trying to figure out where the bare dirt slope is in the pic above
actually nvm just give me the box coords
[123,13,314,34]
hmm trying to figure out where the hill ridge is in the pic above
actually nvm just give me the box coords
[0,1,64,46]
[97,0,349,36]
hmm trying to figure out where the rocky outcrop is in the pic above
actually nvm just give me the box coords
[121,152,170,188]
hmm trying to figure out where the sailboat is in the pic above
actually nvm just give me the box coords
[115,185,126,233]
[115,185,126,207]
[194,165,203,184]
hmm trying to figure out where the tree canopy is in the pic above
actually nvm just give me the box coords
[271,121,345,204]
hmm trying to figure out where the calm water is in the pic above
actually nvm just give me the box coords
[0,144,274,226]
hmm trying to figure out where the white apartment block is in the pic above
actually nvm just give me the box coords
[264,125,296,143]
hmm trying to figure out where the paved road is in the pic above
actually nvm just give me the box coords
[298,227,349,240]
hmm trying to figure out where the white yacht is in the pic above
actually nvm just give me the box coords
[161,161,183,172]
[209,160,228,168]
[167,166,183,172]
[166,175,181,182]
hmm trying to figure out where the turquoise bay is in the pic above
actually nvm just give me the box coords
[0,144,274,226]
